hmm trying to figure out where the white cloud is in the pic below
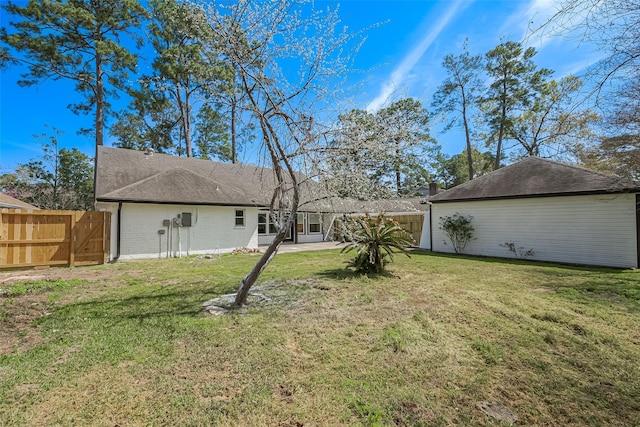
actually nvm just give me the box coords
[366,0,468,112]
[498,0,557,48]
[496,0,602,78]
[557,52,606,78]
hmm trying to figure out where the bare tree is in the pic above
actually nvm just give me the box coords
[196,0,364,306]
[533,1,640,175]
[531,0,640,95]
[510,76,598,160]
[328,99,436,197]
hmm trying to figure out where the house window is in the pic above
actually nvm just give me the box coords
[308,213,321,234]
[235,209,245,227]
[258,213,267,234]
[296,213,305,234]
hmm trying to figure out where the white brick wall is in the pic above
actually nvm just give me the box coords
[430,193,638,268]
[96,202,258,260]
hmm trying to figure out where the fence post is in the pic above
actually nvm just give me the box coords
[69,211,77,267]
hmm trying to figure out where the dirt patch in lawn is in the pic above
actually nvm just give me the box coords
[0,292,49,355]
[0,268,117,287]
[0,266,136,355]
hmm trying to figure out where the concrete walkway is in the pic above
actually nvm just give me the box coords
[269,241,346,253]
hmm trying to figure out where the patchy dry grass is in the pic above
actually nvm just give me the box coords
[0,250,639,426]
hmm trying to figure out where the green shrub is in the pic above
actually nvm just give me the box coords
[341,213,414,274]
[439,213,475,254]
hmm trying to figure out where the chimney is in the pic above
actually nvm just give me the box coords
[429,182,438,196]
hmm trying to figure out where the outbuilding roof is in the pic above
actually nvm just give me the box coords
[429,156,640,203]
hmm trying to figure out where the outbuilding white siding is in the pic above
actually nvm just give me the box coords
[97,202,258,260]
[431,193,638,269]
[419,210,431,250]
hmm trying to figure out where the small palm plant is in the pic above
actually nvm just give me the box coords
[341,213,415,274]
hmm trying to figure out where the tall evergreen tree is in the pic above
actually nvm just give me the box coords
[112,0,231,158]
[376,98,436,195]
[0,0,147,150]
[432,41,485,180]
[483,41,552,169]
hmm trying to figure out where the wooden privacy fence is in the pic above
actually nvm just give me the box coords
[387,214,424,245]
[333,213,424,246]
[0,209,111,269]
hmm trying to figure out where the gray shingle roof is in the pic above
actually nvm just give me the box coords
[304,196,428,213]
[429,157,640,203]
[96,147,277,206]
[96,146,427,213]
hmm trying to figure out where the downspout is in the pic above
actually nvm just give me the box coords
[112,202,122,262]
[169,219,173,257]
[429,202,433,252]
[177,222,182,258]
[166,221,170,258]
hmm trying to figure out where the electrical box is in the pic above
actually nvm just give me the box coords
[162,219,171,227]
[181,212,192,227]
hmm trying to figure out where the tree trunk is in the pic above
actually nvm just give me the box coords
[231,99,237,163]
[234,211,295,306]
[495,123,504,170]
[95,52,104,148]
[184,88,193,158]
[175,83,193,157]
[395,142,401,195]
[462,102,474,180]
[495,76,507,170]
[93,49,104,209]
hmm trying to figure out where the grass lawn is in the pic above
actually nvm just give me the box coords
[1,249,639,426]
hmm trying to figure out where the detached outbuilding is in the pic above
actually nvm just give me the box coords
[423,157,640,269]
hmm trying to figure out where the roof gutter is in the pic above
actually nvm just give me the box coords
[430,188,640,204]
[95,198,267,208]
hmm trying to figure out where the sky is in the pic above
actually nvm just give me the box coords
[0,0,601,173]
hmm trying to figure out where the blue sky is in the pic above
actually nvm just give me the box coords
[0,0,600,173]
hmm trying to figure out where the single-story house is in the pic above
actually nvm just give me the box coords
[0,193,39,210]
[96,146,426,260]
[420,157,640,269]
